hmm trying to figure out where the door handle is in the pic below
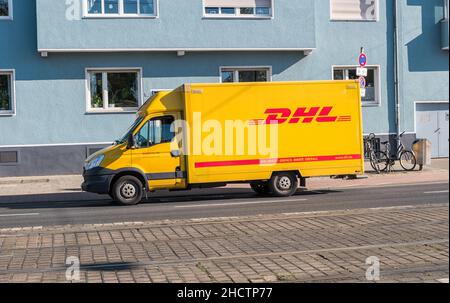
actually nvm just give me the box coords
[434,128,441,133]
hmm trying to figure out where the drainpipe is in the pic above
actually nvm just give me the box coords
[393,0,401,143]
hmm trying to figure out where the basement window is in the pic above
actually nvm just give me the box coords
[0,151,18,165]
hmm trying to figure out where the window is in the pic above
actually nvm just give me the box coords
[221,67,271,83]
[85,0,157,17]
[0,70,14,115]
[330,0,378,21]
[203,0,272,18]
[0,0,11,19]
[86,69,141,112]
[136,116,175,148]
[333,66,380,106]
[0,151,18,165]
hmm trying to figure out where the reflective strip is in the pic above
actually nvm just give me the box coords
[146,171,187,180]
[195,154,362,168]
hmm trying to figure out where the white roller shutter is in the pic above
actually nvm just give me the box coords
[204,0,272,7]
[331,0,378,20]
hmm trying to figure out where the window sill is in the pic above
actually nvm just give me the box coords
[83,15,158,19]
[202,15,273,20]
[0,111,15,116]
[330,18,379,22]
[86,108,138,114]
[362,103,381,108]
[0,16,13,20]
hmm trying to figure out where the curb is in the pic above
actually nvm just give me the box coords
[0,178,50,186]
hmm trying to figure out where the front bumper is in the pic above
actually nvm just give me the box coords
[81,168,113,194]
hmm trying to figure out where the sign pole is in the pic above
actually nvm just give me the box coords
[358,47,367,98]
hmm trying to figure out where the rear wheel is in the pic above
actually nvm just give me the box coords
[112,175,143,206]
[399,150,417,171]
[268,172,298,197]
[250,181,271,195]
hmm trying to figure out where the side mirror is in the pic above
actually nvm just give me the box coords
[171,150,181,158]
[127,133,136,149]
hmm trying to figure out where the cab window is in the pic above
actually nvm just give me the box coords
[136,116,175,148]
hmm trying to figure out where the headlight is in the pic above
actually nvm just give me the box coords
[84,155,105,171]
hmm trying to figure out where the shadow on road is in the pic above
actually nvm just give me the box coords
[80,261,142,272]
[0,188,340,210]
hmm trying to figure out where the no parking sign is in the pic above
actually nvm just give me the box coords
[359,53,367,67]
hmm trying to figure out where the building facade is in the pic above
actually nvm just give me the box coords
[0,0,448,177]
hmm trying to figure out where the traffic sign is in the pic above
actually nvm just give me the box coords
[357,67,368,77]
[359,76,366,88]
[359,53,367,67]
[360,88,366,98]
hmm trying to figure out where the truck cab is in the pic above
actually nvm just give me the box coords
[82,90,187,205]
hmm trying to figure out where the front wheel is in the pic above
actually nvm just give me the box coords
[399,150,417,171]
[112,175,144,206]
[374,151,389,172]
[268,172,299,197]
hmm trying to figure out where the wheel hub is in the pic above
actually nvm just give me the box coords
[278,176,292,190]
[121,183,136,198]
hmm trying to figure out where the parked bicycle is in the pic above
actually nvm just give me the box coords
[364,133,385,174]
[375,131,417,172]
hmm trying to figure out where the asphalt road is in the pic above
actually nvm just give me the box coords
[0,182,448,228]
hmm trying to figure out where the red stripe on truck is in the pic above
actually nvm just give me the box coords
[195,154,362,168]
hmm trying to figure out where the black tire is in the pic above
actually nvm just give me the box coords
[112,175,143,206]
[399,150,417,171]
[374,151,389,172]
[268,172,298,197]
[369,152,381,174]
[250,181,271,195]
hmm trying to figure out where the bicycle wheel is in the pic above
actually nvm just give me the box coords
[369,152,381,173]
[373,151,389,172]
[399,150,417,171]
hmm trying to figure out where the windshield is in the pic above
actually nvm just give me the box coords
[116,116,145,144]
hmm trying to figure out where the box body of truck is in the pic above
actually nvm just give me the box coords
[82,81,364,205]
[183,81,364,184]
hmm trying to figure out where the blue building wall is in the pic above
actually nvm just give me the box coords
[36,0,316,50]
[398,0,449,133]
[0,0,448,176]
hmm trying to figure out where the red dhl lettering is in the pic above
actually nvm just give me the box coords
[260,107,352,125]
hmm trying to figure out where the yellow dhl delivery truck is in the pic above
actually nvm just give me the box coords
[82,81,364,205]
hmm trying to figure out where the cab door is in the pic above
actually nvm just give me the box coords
[132,113,186,190]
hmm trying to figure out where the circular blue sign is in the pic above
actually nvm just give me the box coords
[359,53,367,67]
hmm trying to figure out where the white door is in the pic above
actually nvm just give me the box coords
[416,103,449,158]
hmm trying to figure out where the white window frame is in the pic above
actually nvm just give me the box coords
[330,0,379,22]
[332,65,381,107]
[0,0,13,20]
[83,0,158,18]
[0,69,16,116]
[219,66,273,83]
[445,0,449,20]
[85,67,143,113]
[202,0,274,19]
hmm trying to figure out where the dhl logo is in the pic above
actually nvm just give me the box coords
[249,107,352,125]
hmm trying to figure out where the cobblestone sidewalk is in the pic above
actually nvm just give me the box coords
[0,203,448,283]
